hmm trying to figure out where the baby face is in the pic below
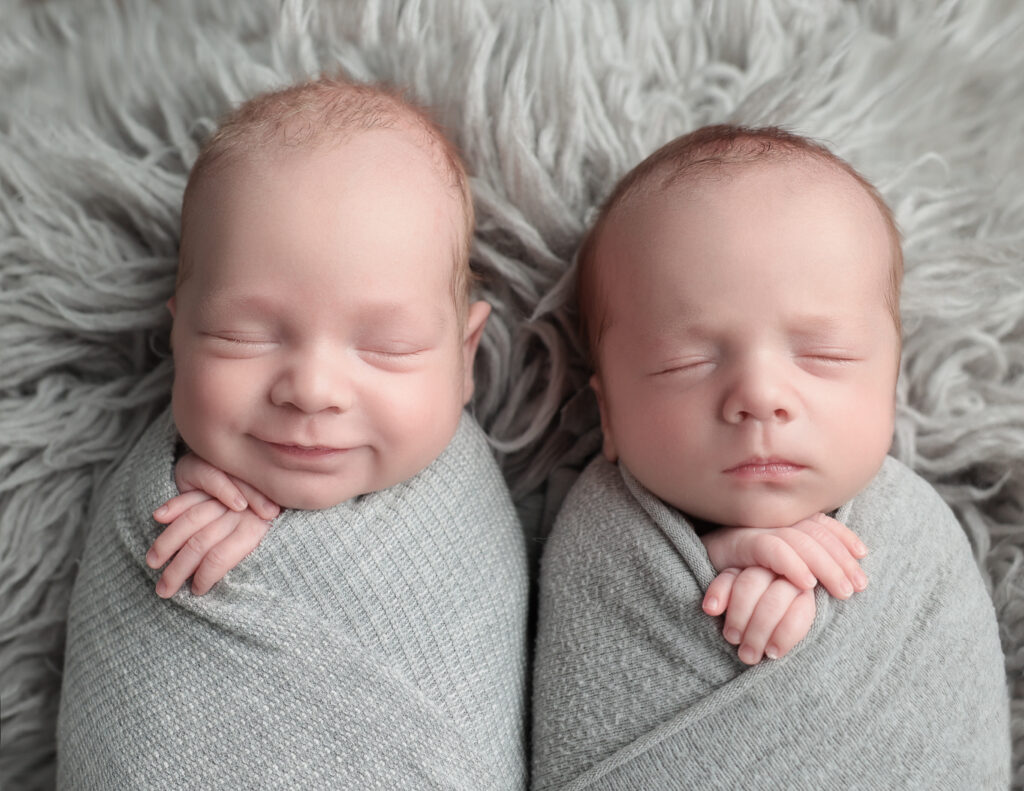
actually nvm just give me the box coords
[170,129,484,510]
[591,161,900,527]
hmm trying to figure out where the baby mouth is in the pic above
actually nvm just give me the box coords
[264,440,349,458]
[724,458,805,476]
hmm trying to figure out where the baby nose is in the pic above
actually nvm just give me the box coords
[270,349,353,414]
[721,361,796,424]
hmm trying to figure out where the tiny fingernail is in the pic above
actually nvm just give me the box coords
[855,540,868,557]
[724,628,741,645]
[705,596,719,611]
[804,574,818,589]
[232,497,247,511]
[145,551,158,568]
[839,579,854,598]
[854,571,868,591]
[766,644,780,660]
[739,644,759,665]
[154,505,167,518]
[155,580,168,597]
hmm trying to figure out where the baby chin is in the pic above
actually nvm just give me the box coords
[683,490,840,530]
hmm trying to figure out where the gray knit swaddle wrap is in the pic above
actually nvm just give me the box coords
[58,408,529,790]
[532,455,1010,790]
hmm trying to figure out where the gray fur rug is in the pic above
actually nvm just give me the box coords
[1,1,1022,788]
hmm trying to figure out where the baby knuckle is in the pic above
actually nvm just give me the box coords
[181,507,206,528]
[199,466,226,490]
[754,539,788,567]
[775,527,799,542]
[766,580,797,605]
[809,522,831,541]
[241,516,270,537]
[184,534,207,555]
[203,546,228,569]
[734,569,770,595]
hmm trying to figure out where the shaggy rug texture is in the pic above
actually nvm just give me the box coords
[1,0,1022,788]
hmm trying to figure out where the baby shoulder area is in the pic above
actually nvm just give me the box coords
[843,454,988,584]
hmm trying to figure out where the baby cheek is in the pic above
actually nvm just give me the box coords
[835,386,896,481]
[394,370,464,446]
[630,389,698,447]
[176,357,252,427]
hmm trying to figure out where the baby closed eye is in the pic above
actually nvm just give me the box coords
[649,357,716,377]
[358,346,431,369]
[202,333,277,355]
[796,352,861,372]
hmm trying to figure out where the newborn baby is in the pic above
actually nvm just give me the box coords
[58,77,529,790]
[532,124,1010,790]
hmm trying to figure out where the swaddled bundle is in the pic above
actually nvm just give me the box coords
[58,408,529,790]
[532,455,1009,790]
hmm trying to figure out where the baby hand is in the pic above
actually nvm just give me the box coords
[146,454,280,598]
[163,452,281,521]
[703,566,816,665]
[701,513,868,601]
[147,498,273,597]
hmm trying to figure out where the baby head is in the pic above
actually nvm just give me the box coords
[169,78,489,510]
[579,125,902,528]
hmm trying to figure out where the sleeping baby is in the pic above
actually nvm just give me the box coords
[58,77,530,790]
[99,86,872,790]
[531,125,1011,790]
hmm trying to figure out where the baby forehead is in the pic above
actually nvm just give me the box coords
[597,158,893,272]
[619,155,875,219]
[592,157,896,299]
[180,135,468,280]
[221,127,454,193]
[191,129,470,245]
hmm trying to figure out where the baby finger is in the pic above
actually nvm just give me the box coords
[147,497,228,568]
[774,527,856,600]
[811,512,868,558]
[765,589,817,660]
[154,508,235,598]
[190,515,271,595]
[793,515,868,594]
[738,578,801,665]
[230,476,281,522]
[723,566,775,647]
[704,568,741,616]
[175,453,247,511]
[152,489,213,525]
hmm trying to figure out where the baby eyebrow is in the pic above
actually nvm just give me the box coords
[198,294,279,318]
[634,315,715,343]
[359,300,439,323]
[788,314,844,331]
[786,314,867,341]
[199,294,448,332]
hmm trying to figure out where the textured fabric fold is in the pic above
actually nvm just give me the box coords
[58,408,529,790]
[532,454,1010,790]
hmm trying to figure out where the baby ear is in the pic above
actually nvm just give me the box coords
[460,301,491,404]
[589,372,618,462]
